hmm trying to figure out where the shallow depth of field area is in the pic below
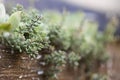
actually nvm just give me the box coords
[0,0,120,80]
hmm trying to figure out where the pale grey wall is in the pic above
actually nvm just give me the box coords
[63,0,120,15]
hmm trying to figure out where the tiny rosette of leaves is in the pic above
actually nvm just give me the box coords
[44,50,66,78]
[44,50,66,67]
[67,52,81,67]
[48,24,71,50]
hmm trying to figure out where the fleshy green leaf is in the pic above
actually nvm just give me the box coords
[8,11,22,30]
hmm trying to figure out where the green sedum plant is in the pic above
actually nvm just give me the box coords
[1,5,49,57]
[67,52,81,67]
[42,13,111,79]
[48,24,71,50]
[44,50,66,79]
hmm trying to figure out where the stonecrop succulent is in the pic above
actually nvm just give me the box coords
[1,5,49,57]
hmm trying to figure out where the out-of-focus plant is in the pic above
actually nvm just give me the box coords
[44,50,66,79]
[104,16,119,42]
[91,73,108,80]
[42,12,111,79]
[79,20,109,62]
[42,11,114,79]
[48,24,71,50]
[0,3,10,32]
[0,3,22,34]
[0,3,7,23]
[67,52,81,67]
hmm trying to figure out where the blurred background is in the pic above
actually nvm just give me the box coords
[1,0,120,35]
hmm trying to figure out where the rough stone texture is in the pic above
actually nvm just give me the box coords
[0,46,41,80]
[0,45,107,80]
[1,42,120,80]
